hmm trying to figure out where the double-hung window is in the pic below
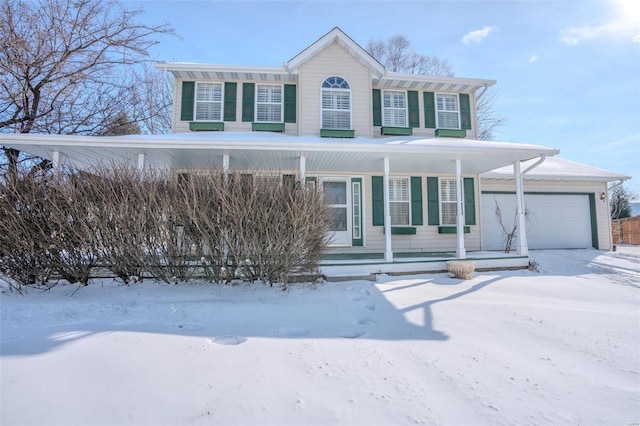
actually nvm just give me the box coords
[382,91,407,127]
[436,93,460,129]
[321,76,351,129]
[195,82,223,121]
[256,84,283,122]
[389,177,410,226]
[440,177,458,225]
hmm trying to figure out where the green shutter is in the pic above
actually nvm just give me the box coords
[427,177,439,225]
[372,89,382,127]
[408,91,419,128]
[410,176,423,225]
[242,82,255,122]
[181,81,195,121]
[423,92,436,129]
[463,177,476,225]
[305,176,317,188]
[372,176,384,226]
[284,84,296,123]
[283,174,296,188]
[224,82,237,122]
[460,93,471,130]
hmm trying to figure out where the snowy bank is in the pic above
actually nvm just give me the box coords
[1,248,639,425]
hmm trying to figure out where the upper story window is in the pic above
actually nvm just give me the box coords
[436,93,460,129]
[256,84,283,122]
[321,76,351,129]
[195,82,223,121]
[383,90,407,127]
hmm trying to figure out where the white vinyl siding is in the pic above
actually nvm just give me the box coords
[440,177,458,225]
[195,82,223,121]
[256,84,283,122]
[383,90,407,127]
[321,76,351,129]
[436,93,460,129]
[389,177,410,226]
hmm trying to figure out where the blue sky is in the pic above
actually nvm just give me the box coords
[127,0,639,197]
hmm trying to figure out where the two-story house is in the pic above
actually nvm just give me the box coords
[1,27,628,277]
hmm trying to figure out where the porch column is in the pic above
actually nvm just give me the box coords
[299,155,306,184]
[52,150,60,170]
[383,157,393,262]
[514,161,529,256]
[222,154,230,177]
[137,153,145,171]
[455,159,466,259]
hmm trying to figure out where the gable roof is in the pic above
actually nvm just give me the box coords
[156,27,496,93]
[285,27,386,77]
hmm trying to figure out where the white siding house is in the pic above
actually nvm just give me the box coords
[0,27,629,276]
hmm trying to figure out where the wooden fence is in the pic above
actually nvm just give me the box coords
[612,216,640,245]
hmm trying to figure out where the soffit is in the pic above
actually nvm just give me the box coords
[1,133,559,176]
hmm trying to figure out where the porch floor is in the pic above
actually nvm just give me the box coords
[319,251,529,280]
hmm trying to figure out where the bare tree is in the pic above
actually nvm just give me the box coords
[0,0,174,180]
[610,185,636,219]
[367,34,505,140]
[129,63,174,135]
[476,90,506,141]
[367,35,454,76]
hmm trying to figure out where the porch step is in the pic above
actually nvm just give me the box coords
[319,254,529,279]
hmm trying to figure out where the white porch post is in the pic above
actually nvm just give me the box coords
[514,161,529,256]
[299,155,306,184]
[455,159,466,259]
[222,154,230,177]
[383,157,393,262]
[52,150,60,170]
[137,153,145,171]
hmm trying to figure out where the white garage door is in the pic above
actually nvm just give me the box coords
[481,193,593,250]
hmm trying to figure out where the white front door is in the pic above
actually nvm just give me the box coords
[322,177,351,246]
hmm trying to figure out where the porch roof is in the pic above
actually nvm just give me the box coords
[0,132,559,175]
[481,156,630,182]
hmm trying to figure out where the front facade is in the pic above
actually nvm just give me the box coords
[1,27,629,275]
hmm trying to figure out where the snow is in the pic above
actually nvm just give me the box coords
[481,156,630,181]
[1,248,639,425]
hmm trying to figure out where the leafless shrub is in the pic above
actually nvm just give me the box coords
[494,200,530,253]
[0,163,329,290]
[0,169,56,290]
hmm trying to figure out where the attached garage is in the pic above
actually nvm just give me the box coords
[481,192,596,250]
[480,157,630,252]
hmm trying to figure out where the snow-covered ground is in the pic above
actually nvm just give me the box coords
[1,248,639,425]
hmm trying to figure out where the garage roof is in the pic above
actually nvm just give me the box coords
[481,157,630,182]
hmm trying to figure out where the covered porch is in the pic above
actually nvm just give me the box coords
[0,131,559,273]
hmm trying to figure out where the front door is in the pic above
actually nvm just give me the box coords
[322,177,351,246]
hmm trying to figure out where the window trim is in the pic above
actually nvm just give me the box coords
[435,93,461,130]
[194,82,224,122]
[320,75,352,130]
[389,176,411,226]
[255,84,284,123]
[382,90,408,128]
[439,177,459,226]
